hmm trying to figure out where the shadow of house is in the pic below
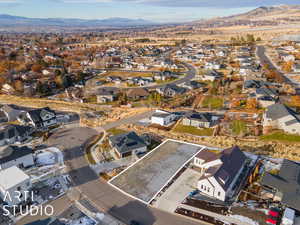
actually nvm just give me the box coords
[67,165,99,187]
[108,200,156,225]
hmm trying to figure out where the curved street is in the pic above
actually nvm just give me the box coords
[89,62,197,91]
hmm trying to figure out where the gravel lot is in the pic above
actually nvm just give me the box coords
[109,140,205,203]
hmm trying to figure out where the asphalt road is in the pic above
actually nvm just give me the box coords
[256,45,299,88]
[101,110,155,130]
[46,126,205,225]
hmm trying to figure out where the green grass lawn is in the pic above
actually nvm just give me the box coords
[173,124,214,136]
[202,96,224,109]
[230,120,247,136]
[107,128,127,135]
[260,131,300,142]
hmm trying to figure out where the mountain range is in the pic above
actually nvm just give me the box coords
[191,5,300,28]
[1,5,300,32]
[0,14,156,28]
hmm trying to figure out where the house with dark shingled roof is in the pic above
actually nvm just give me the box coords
[194,146,247,201]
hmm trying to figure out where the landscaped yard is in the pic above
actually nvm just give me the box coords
[230,120,247,136]
[201,96,223,109]
[107,127,127,135]
[173,124,214,136]
[260,131,300,142]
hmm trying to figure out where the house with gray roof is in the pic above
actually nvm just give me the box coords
[182,112,221,128]
[156,84,187,97]
[0,124,33,146]
[109,131,147,158]
[0,104,24,122]
[0,145,34,170]
[263,103,300,134]
[261,159,300,212]
[194,146,247,201]
[18,107,57,130]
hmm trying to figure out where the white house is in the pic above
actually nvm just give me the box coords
[194,146,247,201]
[151,110,176,126]
[263,103,300,134]
[0,145,34,170]
[0,166,31,206]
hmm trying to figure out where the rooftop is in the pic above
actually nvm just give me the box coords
[0,166,30,190]
[261,159,300,211]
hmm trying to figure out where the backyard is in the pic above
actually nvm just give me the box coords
[173,124,214,136]
[260,131,300,143]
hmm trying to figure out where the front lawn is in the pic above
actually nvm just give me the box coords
[260,131,300,142]
[230,120,247,136]
[107,128,127,135]
[202,96,224,109]
[173,124,214,136]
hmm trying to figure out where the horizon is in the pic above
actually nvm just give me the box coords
[0,0,299,23]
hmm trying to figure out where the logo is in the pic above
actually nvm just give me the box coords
[2,191,54,217]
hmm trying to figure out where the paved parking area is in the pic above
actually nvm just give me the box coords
[153,168,201,212]
[109,140,205,203]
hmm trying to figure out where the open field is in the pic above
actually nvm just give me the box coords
[173,124,214,136]
[109,140,205,203]
[260,131,300,143]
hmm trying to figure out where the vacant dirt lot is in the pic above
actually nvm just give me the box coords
[109,140,204,203]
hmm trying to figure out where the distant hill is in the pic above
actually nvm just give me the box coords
[191,5,300,28]
[0,14,156,28]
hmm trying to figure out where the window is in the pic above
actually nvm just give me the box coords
[218,192,221,196]
[201,185,203,189]
[17,187,21,191]
[207,188,210,192]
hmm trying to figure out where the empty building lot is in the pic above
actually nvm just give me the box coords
[109,140,205,203]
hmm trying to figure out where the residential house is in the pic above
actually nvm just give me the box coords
[263,103,300,134]
[239,66,254,76]
[0,166,31,206]
[292,63,300,73]
[96,88,118,103]
[280,53,295,62]
[18,107,57,130]
[201,70,222,82]
[151,110,177,126]
[160,59,178,70]
[126,88,150,101]
[261,159,300,212]
[257,96,276,108]
[182,112,220,128]
[1,84,15,95]
[154,71,175,81]
[194,146,247,201]
[109,131,147,158]
[180,81,205,90]
[0,124,32,146]
[0,104,24,122]
[0,145,34,170]
[106,76,122,84]
[205,61,222,70]
[156,84,187,97]
[254,87,278,98]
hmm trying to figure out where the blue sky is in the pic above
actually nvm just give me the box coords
[0,0,298,22]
